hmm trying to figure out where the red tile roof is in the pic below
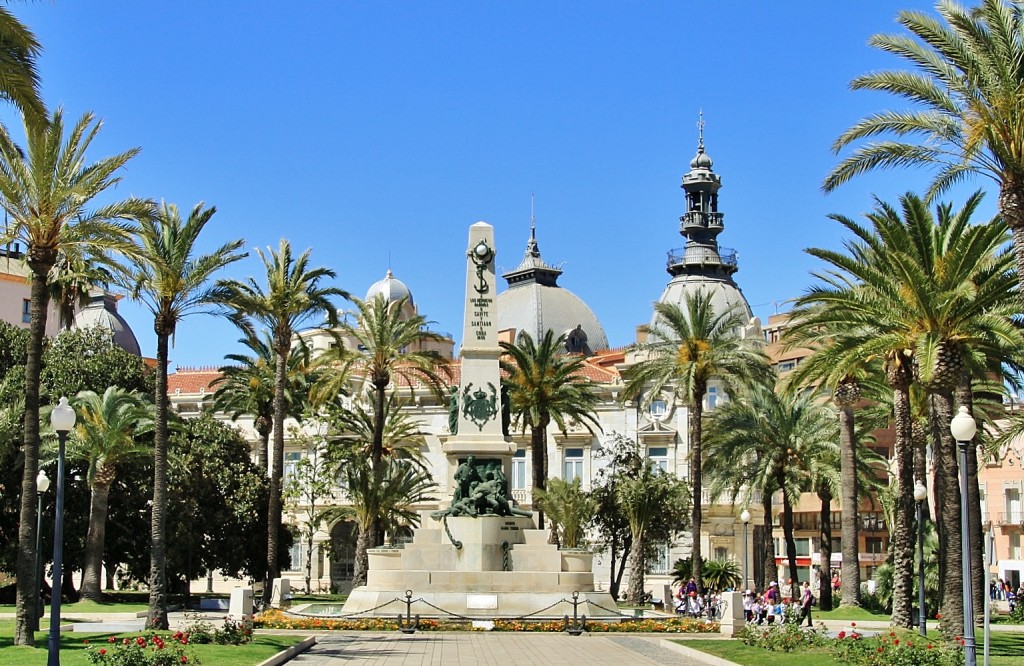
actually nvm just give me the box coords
[167,367,223,394]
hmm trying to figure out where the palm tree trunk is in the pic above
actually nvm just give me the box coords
[761,490,774,590]
[891,386,916,628]
[148,327,171,629]
[1000,183,1024,297]
[930,389,964,638]
[147,329,172,628]
[956,377,984,624]
[838,405,861,606]
[531,423,547,529]
[80,480,113,602]
[14,262,51,646]
[778,470,799,584]
[265,338,288,605]
[256,419,271,476]
[352,525,370,588]
[690,393,704,595]
[625,531,646,605]
[819,490,834,611]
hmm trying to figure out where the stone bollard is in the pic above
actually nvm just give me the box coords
[718,591,745,637]
[270,578,290,608]
[228,587,253,621]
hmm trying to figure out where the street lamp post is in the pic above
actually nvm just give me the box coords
[33,471,50,633]
[740,509,751,591]
[914,481,927,637]
[48,397,75,666]
[950,406,978,666]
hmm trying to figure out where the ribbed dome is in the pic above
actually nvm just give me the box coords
[364,270,416,318]
[497,223,608,355]
[654,277,754,328]
[497,284,609,355]
[72,291,141,356]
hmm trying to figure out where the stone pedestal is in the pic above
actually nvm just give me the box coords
[270,578,290,608]
[228,587,253,620]
[718,590,745,636]
[340,516,620,618]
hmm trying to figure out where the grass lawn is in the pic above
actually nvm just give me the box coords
[814,606,889,622]
[680,631,1024,666]
[0,621,308,665]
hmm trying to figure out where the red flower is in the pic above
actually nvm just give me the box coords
[928,644,934,649]
[98,648,106,655]
[936,613,942,619]
[108,636,116,643]
[850,622,856,627]
[122,638,130,645]
[877,646,884,653]
[838,631,847,639]
[180,657,188,663]
[893,639,899,645]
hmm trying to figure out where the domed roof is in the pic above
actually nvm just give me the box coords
[690,145,713,170]
[364,269,416,318]
[497,284,609,355]
[72,291,141,356]
[654,277,755,329]
[497,223,608,355]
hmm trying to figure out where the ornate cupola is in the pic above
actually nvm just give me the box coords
[668,115,738,280]
[653,115,755,326]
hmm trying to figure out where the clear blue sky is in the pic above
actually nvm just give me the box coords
[1,1,997,368]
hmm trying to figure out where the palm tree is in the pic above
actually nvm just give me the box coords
[0,7,44,123]
[215,240,345,604]
[123,202,245,629]
[501,329,602,530]
[323,390,429,585]
[783,326,879,608]
[532,477,597,549]
[312,294,450,466]
[703,374,838,590]
[622,291,768,594]
[824,0,1024,294]
[701,558,742,593]
[787,191,1021,634]
[0,108,151,645]
[211,332,315,473]
[66,387,153,602]
[617,458,689,604]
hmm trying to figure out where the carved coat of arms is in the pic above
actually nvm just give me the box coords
[461,382,498,430]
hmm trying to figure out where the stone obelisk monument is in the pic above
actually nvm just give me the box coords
[442,222,516,492]
[337,221,619,619]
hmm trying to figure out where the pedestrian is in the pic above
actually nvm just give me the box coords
[781,577,794,604]
[800,580,815,627]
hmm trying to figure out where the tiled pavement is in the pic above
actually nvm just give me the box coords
[286,632,715,665]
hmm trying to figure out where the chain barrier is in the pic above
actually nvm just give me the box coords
[278,589,651,634]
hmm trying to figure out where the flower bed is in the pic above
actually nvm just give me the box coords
[85,632,198,665]
[253,609,717,633]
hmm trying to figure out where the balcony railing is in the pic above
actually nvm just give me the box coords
[996,511,1023,526]
[666,246,737,269]
[679,211,724,230]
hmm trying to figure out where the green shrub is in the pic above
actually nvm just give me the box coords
[737,618,826,652]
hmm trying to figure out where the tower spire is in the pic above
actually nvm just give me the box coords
[665,113,738,279]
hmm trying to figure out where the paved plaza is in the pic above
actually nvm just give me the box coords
[286,632,714,665]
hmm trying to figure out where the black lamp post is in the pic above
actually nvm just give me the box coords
[33,470,50,633]
[740,509,750,591]
[914,481,927,637]
[950,406,977,666]
[48,397,75,666]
